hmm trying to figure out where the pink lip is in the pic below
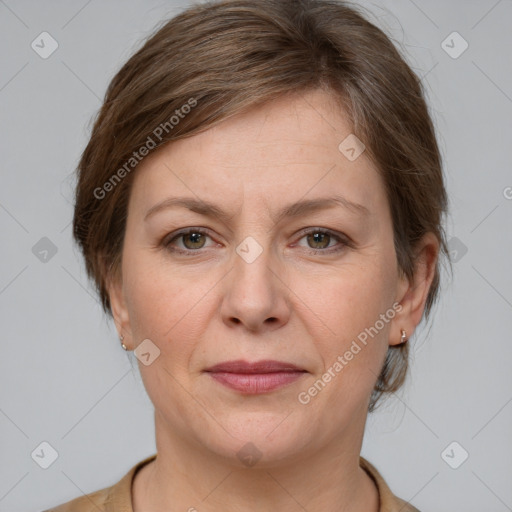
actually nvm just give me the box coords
[204,359,307,394]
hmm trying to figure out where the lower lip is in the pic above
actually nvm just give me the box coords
[207,371,305,393]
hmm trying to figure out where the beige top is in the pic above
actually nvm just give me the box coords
[43,454,420,512]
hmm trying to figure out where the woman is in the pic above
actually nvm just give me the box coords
[45,0,448,510]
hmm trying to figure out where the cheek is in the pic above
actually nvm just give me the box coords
[122,247,217,361]
[302,256,397,344]
[296,257,398,407]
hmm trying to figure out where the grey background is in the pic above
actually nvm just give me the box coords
[1,1,511,511]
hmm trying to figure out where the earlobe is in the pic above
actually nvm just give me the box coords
[106,271,132,350]
[390,233,440,346]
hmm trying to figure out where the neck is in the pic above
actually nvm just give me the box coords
[133,410,379,512]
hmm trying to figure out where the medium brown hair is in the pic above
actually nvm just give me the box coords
[73,0,449,410]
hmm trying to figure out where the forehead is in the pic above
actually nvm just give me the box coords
[182,90,354,169]
[128,89,386,218]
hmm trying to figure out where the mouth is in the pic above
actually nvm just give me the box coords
[203,360,307,394]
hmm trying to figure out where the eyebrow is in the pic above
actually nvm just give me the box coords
[144,195,370,224]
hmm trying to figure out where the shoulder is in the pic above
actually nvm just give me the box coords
[359,456,421,512]
[41,454,157,512]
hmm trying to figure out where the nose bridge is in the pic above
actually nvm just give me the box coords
[221,231,289,331]
[233,233,276,301]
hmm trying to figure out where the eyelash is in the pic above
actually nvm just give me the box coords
[162,227,351,256]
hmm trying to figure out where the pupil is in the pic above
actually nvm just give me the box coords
[186,232,203,248]
[310,232,329,248]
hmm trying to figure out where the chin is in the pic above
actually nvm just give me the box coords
[193,409,317,468]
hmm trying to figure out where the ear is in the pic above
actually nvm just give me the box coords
[106,265,133,350]
[390,232,440,346]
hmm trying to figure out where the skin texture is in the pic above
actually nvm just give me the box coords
[109,88,439,511]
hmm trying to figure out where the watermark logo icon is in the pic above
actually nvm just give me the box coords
[134,339,161,366]
[32,237,58,263]
[338,134,366,162]
[236,236,263,264]
[447,236,468,263]
[441,441,469,469]
[31,32,59,59]
[237,442,262,467]
[441,31,468,59]
[31,441,59,469]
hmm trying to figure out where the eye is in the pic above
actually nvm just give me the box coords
[163,228,215,253]
[162,227,351,256]
[294,228,349,254]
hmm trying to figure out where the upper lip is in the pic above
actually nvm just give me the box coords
[204,360,306,374]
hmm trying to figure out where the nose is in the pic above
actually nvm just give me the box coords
[220,241,291,333]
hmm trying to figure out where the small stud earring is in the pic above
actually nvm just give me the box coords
[120,335,128,351]
[400,329,408,344]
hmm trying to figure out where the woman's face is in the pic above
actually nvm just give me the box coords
[111,89,428,466]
